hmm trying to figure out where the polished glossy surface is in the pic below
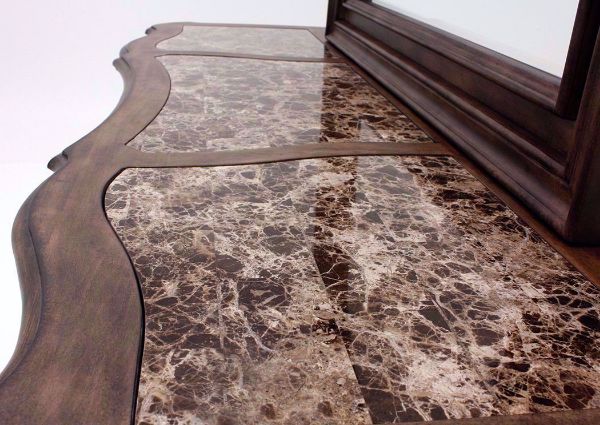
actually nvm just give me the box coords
[158,26,327,59]
[106,156,600,424]
[127,56,432,152]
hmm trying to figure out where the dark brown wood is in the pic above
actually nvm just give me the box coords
[564,27,600,243]
[127,142,449,168]
[338,11,574,161]
[337,0,575,159]
[326,0,344,35]
[555,0,600,117]
[344,0,562,111]
[3,18,600,425]
[395,408,600,425]
[326,0,600,244]
[0,22,448,424]
[3,192,42,382]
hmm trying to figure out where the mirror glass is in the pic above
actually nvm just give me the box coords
[373,0,579,76]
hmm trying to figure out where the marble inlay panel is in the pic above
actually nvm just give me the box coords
[289,158,500,422]
[106,167,370,425]
[106,156,600,424]
[127,56,432,152]
[158,26,328,59]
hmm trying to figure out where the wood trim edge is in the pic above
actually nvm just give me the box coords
[0,21,450,424]
[326,22,572,233]
[343,0,561,111]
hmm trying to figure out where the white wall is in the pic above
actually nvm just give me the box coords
[0,0,327,374]
[375,0,579,76]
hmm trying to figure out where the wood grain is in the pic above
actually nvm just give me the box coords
[0,22,447,424]
[2,19,600,424]
[327,0,600,244]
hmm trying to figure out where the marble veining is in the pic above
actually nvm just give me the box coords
[126,56,432,152]
[106,156,600,424]
[158,26,328,59]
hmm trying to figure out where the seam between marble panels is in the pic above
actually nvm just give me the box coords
[374,172,511,415]
[257,161,377,423]
[292,179,378,425]
[346,167,503,420]
[320,160,506,419]
[395,179,507,413]
[280,158,456,422]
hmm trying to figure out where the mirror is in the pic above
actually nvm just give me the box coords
[373,0,579,76]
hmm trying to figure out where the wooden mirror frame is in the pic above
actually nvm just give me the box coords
[326,0,600,244]
[1,14,600,425]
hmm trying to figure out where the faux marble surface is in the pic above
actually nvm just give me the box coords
[127,56,432,152]
[158,26,327,59]
[106,156,600,424]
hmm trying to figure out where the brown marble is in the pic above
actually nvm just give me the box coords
[106,156,600,424]
[158,26,328,59]
[126,56,432,152]
[106,165,371,425]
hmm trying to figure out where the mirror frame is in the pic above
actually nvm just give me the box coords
[327,0,600,244]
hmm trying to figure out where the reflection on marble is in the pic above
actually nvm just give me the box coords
[127,56,432,152]
[106,156,600,424]
[158,26,328,59]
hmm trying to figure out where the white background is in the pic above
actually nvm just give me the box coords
[0,0,580,373]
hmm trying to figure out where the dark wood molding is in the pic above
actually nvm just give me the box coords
[343,0,562,111]
[556,0,600,117]
[327,0,600,244]
[126,142,448,168]
[394,408,600,425]
[3,19,600,424]
[564,29,600,242]
[327,0,344,35]
[335,2,574,164]
[0,22,448,424]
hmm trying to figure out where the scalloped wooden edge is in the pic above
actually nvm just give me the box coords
[1,21,598,425]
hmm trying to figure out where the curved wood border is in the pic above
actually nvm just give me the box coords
[2,21,599,424]
[0,22,447,424]
[0,23,173,422]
